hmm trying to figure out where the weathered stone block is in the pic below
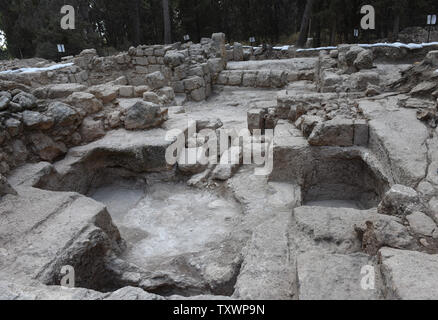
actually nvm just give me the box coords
[354,50,374,70]
[233,42,244,61]
[207,58,225,75]
[47,83,87,99]
[134,85,151,97]
[298,115,322,137]
[148,56,157,64]
[406,212,438,237]
[228,71,243,86]
[154,47,166,57]
[212,146,242,180]
[143,92,161,104]
[157,87,175,103]
[320,70,343,92]
[256,70,271,87]
[242,71,258,87]
[134,57,149,66]
[172,81,185,93]
[66,92,103,115]
[247,108,266,133]
[5,118,22,137]
[88,84,119,104]
[188,66,204,77]
[353,119,369,146]
[183,76,204,91]
[378,185,424,217]
[135,66,149,74]
[216,72,228,85]
[22,111,54,130]
[29,133,67,162]
[350,71,379,91]
[177,148,208,175]
[118,86,135,98]
[190,88,206,102]
[308,118,354,147]
[148,65,162,73]
[124,101,161,130]
[164,51,185,67]
[146,71,167,89]
[270,70,287,88]
[80,118,105,143]
[379,248,438,299]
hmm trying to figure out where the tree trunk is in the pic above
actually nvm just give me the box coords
[162,0,172,44]
[315,18,321,47]
[393,14,400,41]
[195,10,201,43]
[133,0,141,46]
[296,0,315,48]
[329,22,336,45]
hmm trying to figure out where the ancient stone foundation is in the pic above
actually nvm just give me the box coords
[2,35,438,300]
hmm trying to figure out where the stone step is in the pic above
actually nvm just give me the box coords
[379,248,438,300]
[0,186,123,288]
[294,206,413,254]
[297,251,382,300]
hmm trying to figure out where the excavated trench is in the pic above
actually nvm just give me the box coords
[35,161,245,297]
[89,179,243,289]
[91,182,240,264]
[30,105,391,298]
[300,151,390,210]
[31,134,392,298]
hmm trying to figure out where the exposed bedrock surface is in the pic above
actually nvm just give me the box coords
[2,41,438,300]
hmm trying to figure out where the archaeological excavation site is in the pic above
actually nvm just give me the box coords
[2,29,438,301]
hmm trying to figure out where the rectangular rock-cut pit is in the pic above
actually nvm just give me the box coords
[302,155,388,209]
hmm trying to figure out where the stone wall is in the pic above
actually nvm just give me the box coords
[314,46,380,93]
[369,44,438,63]
[0,33,228,103]
[71,33,227,102]
[224,42,438,62]
[216,70,288,88]
[0,86,169,177]
[226,44,293,61]
[0,33,230,177]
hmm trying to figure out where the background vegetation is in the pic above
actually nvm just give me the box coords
[1,0,438,60]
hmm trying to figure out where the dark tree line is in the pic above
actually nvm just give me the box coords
[1,0,438,59]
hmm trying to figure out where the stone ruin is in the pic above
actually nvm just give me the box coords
[1,32,438,300]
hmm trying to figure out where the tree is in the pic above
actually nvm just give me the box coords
[162,0,172,44]
[133,0,141,46]
[2,0,438,60]
[392,0,407,41]
[297,0,315,47]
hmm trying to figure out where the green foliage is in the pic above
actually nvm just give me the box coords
[0,0,101,59]
[0,48,10,60]
[1,0,438,59]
